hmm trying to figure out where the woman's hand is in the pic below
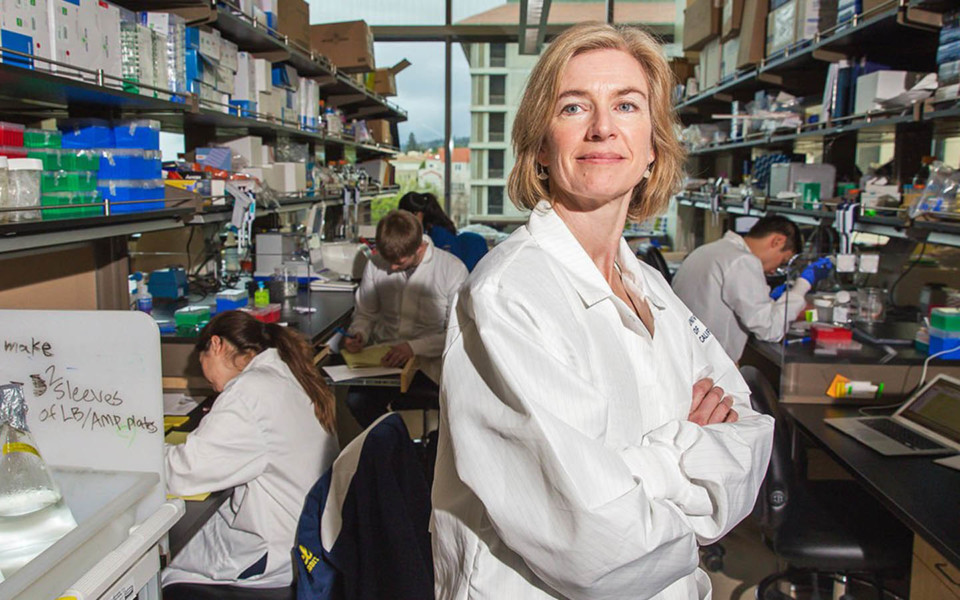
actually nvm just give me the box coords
[381,342,414,368]
[689,378,738,425]
[344,332,365,353]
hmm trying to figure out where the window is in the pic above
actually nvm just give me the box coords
[490,43,506,68]
[489,75,505,105]
[488,149,504,179]
[488,112,505,142]
[488,186,504,215]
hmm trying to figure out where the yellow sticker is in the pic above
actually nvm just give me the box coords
[2,442,39,456]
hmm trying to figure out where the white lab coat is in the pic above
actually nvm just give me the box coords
[349,235,468,383]
[672,231,809,361]
[163,349,339,588]
[431,203,774,600]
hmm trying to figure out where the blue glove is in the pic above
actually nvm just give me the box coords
[770,283,787,300]
[800,257,834,286]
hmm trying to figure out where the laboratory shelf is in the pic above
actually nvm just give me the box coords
[0,60,400,158]
[676,1,938,120]
[687,110,917,156]
[676,193,960,250]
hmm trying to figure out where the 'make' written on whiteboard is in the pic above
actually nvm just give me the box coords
[3,337,54,358]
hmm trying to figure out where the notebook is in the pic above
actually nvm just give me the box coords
[825,374,960,456]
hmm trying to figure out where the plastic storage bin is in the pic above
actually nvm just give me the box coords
[0,157,8,223]
[59,120,114,149]
[99,149,163,179]
[26,148,63,171]
[0,146,27,159]
[41,171,97,194]
[0,122,24,147]
[60,149,100,172]
[215,289,249,312]
[6,158,42,222]
[242,303,281,323]
[98,180,165,214]
[40,192,103,220]
[174,305,211,336]
[929,334,960,358]
[114,120,160,150]
[23,129,61,149]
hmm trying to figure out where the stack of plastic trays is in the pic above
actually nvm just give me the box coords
[34,126,103,220]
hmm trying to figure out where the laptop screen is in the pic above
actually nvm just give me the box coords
[901,377,960,444]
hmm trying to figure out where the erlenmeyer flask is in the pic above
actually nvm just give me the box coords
[0,383,62,517]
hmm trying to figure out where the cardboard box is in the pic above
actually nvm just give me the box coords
[767,0,820,57]
[669,57,696,86]
[276,0,308,50]
[310,20,375,73]
[273,162,306,193]
[721,36,740,80]
[253,57,271,94]
[721,0,744,41]
[699,37,722,90]
[1,0,52,69]
[854,71,928,115]
[365,119,392,145]
[369,58,410,96]
[683,0,721,51]
[220,38,238,72]
[736,0,767,69]
[222,136,263,167]
[234,51,256,101]
[49,0,82,74]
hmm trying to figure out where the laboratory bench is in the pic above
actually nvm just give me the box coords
[743,324,960,404]
[157,287,355,386]
[784,403,960,598]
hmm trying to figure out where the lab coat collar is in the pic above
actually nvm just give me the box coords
[723,230,747,251]
[615,240,667,312]
[527,201,665,310]
[222,348,280,392]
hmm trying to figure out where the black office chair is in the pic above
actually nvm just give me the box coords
[163,584,294,599]
[638,244,672,284]
[740,366,912,599]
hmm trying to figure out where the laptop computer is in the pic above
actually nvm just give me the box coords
[825,374,960,456]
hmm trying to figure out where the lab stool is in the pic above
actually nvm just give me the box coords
[162,583,294,599]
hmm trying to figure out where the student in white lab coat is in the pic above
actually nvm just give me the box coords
[431,23,775,600]
[345,209,468,427]
[163,310,339,590]
[672,215,834,362]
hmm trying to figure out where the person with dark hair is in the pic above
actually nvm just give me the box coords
[162,310,339,590]
[398,191,489,271]
[344,209,467,428]
[672,215,833,361]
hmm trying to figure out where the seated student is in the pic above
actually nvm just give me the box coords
[163,310,339,590]
[345,209,468,428]
[398,192,489,271]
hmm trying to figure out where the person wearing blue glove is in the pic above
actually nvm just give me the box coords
[769,257,834,300]
[674,216,812,361]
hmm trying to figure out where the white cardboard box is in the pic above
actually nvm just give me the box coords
[253,57,271,95]
[79,0,120,82]
[222,136,263,167]
[219,37,237,72]
[699,37,722,91]
[273,161,306,193]
[48,0,81,74]
[233,51,256,101]
[1,0,52,68]
[854,71,928,115]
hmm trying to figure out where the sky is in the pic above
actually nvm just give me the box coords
[311,0,507,145]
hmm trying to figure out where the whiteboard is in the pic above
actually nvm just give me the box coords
[0,310,164,479]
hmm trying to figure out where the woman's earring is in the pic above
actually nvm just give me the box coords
[536,163,549,181]
[642,167,652,179]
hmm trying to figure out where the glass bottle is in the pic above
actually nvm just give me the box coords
[0,383,62,517]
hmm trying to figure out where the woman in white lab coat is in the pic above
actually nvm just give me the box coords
[162,310,338,590]
[431,22,775,600]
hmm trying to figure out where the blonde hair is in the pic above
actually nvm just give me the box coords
[508,22,685,223]
[376,209,423,262]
